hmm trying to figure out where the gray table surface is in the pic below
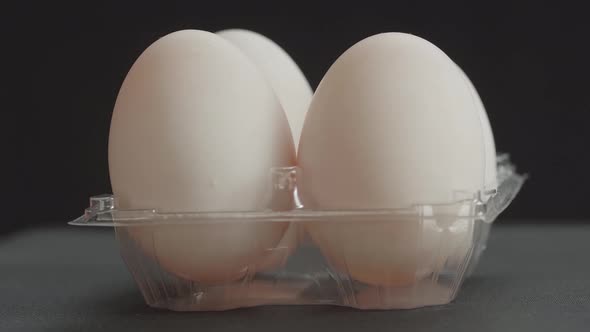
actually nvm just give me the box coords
[1,224,589,332]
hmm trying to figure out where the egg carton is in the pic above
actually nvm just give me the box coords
[70,154,524,311]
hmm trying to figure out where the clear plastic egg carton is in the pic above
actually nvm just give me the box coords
[70,154,524,311]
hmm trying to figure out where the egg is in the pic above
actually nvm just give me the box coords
[216,29,312,147]
[458,66,498,199]
[298,33,486,286]
[217,29,312,270]
[108,30,296,284]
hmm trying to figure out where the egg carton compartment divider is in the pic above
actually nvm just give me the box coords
[70,154,525,311]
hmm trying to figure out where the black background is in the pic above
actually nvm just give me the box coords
[13,1,590,232]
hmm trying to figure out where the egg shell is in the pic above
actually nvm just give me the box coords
[108,30,295,284]
[218,29,312,270]
[217,29,313,148]
[307,204,474,287]
[299,33,485,286]
[126,222,288,284]
[458,66,498,197]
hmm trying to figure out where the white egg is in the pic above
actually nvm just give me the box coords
[457,66,498,199]
[217,29,312,148]
[109,30,296,284]
[218,29,312,270]
[298,33,486,286]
